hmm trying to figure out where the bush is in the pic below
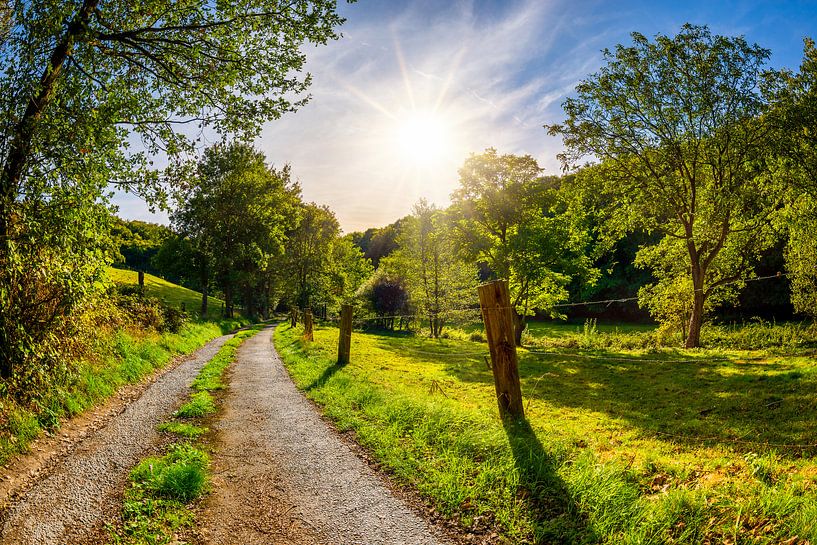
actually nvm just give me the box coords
[114,287,188,333]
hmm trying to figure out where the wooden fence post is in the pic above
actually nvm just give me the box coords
[137,270,145,292]
[478,280,525,420]
[290,308,297,327]
[337,304,353,365]
[304,308,314,341]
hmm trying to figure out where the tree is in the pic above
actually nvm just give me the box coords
[110,218,172,275]
[173,143,299,318]
[279,203,341,310]
[451,149,596,345]
[765,39,817,317]
[548,25,781,348]
[384,200,477,338]
[0,1,344,381]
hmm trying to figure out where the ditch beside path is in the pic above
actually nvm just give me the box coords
[0,333,232,544]
[200,324,452,545]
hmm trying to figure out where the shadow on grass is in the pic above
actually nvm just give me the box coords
[305,363,343,392]
[366,329,817,455]
[504,417,594,543]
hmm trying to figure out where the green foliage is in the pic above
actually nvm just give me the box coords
[110,218,173,275]
[279,202,340,308]
[191,327,259,392]
[382,200,478,337]
[130,443,209,502]
[767,40,817,317]
[0,321,223,466]
[348,219,406,268]
[156,422,206,439]
[0,0,344,391]
[549,25,782,347]
[114,444,208,544]
[173,142,301,319]
[355,269,412,330]
[451,148,597,342]
[108,267,227,322]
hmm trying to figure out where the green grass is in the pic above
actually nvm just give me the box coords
[191,327,262,392]
[108,267,227,322]
[174,392,216,418]
[0,322,224,466]
[157,422,207,439]
[1,268,249,467]
[111,444,209,545]
[275,323,817,544]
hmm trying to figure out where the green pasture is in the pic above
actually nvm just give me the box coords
[107,267,225,321]
[275,322,817,544]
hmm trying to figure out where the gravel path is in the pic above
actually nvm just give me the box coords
[200,325,450,545]
[0,334,232,544]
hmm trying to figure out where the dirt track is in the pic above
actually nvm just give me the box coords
[0,334,231,544]
[200,325,450,545]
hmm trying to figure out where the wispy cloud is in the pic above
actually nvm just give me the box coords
[112,2,817,230]
[256,0,604,231]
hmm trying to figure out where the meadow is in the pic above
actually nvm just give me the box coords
[275,321,817,544]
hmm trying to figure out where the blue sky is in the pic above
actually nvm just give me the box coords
[114,0,817,232]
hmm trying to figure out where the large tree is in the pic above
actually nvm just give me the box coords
[173,142,299,318]
[451,149,596,345]
[548,25,781,348]
[0,1,343,380]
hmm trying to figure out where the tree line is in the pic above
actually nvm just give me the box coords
[2,6,817,402]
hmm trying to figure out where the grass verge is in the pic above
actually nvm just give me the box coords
[109,326,262,544]
[274,323,817,544]
[0,321,238,467]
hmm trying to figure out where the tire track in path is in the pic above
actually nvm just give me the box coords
[0,333,232,544]
[200,325,451,545]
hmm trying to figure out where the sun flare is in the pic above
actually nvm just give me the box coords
[393,112,453,167]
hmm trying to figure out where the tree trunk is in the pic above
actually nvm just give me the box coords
[201,286,208,317]
[224,283,233,318]
[685,266,705,348]
[512,310,524,347]
[0,0,99,382]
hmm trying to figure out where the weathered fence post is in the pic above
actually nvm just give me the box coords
[478,280,525,420]
[337,304,353,365]
[304,308,314,341]
[137,270,145,292]
[290,308,298,327]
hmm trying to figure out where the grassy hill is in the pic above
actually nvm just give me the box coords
[108,268,225,321]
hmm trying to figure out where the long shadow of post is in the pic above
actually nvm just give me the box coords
[503,417,595,543]
[305,363,342,392]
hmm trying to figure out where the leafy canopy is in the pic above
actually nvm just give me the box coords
[549,24,780,346]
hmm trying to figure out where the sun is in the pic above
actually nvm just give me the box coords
[393,111,452,167]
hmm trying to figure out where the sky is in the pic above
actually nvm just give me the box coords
[113,0,817,233]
